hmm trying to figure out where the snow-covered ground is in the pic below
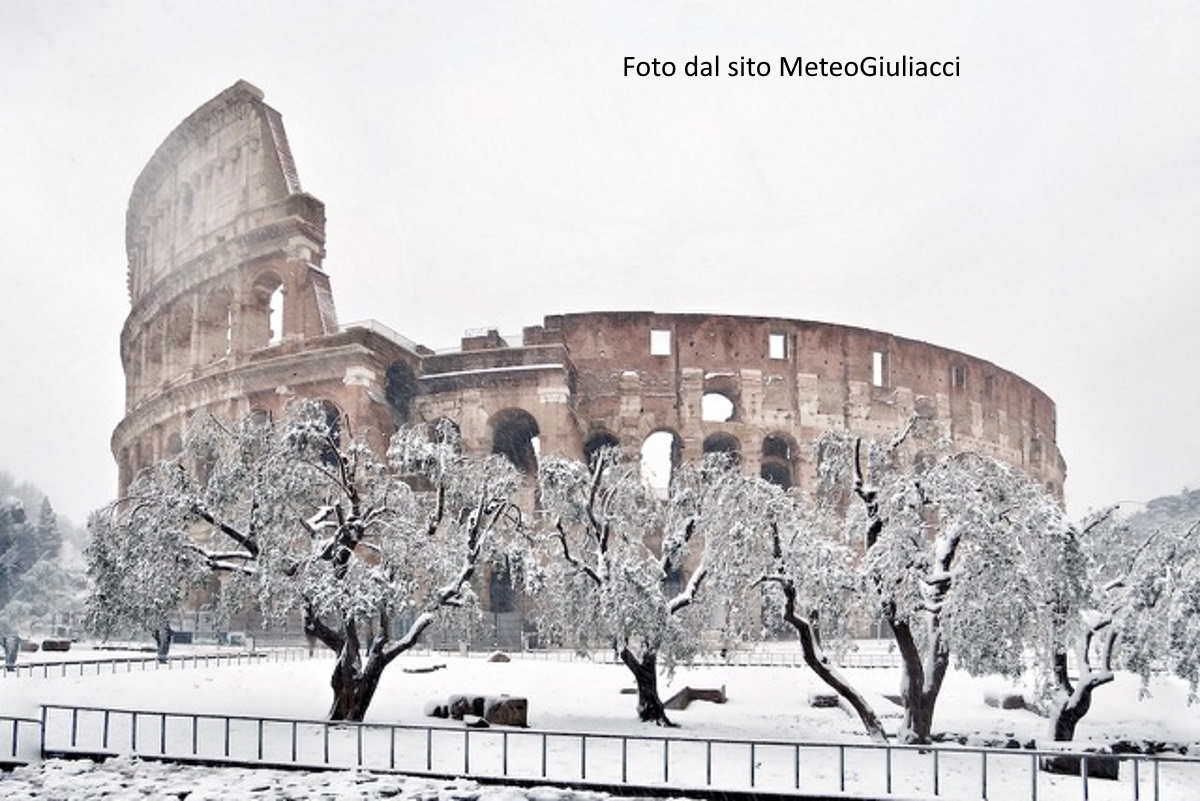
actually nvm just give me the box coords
[2,644,1199,798]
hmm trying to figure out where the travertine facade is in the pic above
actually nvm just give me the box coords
[114,81,1066,511]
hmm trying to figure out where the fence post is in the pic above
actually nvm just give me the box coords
[886,744,892,795]
[934,747,940,796]
[839,745,846,793]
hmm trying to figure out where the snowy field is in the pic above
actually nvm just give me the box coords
[2,644,1199,799]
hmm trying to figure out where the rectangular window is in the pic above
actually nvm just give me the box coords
[983,374,995,398]
[650,329,671,356]
[872,351,888,388]
[952,364,967,389]
[768,333,787,360]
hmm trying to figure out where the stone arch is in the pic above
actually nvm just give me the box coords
[143,317,166,391]
[246,271,285,349]
[640,429,681,497]
[199,285,233,362]
[166,301,193,380]
[701,392,735,422]
[490,408,540,474]
[701,374,739,422]
[760,432,798,489]
[702,431,742,466]
[583,430,620,468]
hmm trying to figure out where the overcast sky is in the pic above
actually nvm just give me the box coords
[1,1,1197,525]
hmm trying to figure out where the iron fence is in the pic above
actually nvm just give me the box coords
[38,703,1199,800]
[2,647,320,680]
[0,714,43,765]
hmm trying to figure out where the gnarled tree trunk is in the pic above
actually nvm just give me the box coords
[892,617,949,745]
[328,644,387,722]
[152,623,172,664]
[619,647,676,726]
[1048,626,1115,742]
[771,575,886,740]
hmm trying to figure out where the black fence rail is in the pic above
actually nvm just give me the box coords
[2,647,320,680]
[38,703,1200,799]
[0,715,43,766]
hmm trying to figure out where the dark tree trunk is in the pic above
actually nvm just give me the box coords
[327,647,386,722]
[892,618,948,745]
[1048,649,1113,742]
[619,647,676,726]
[1,636,20,671]
[152,624,172,664]
[775,578,886,740]
[313,614,390,722]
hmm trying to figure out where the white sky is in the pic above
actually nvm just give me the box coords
[1,1,1197,524]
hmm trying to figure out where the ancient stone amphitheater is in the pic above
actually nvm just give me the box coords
[114,80,1066,513]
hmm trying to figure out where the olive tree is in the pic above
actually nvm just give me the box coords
[528,451,746,726]
[88,403,521,721]
[819,420,1079,744]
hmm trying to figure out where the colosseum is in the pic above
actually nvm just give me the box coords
[113,79,1066,536]
[111,79,1067,642]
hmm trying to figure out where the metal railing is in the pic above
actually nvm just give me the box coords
[0,715,43,765]
[3,647,320,679]
[39,704,1199,800]
[419,646,903,670]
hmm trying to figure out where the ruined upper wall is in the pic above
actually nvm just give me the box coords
[411,311,1067,498]
[125,80,325,305]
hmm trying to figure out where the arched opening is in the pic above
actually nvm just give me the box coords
[200,286,233,361]
[166,432,184,459]
[487,560,517,613]
[143,319,165,390]
[760,433,797,489]
[490,409,540,474]
[247,272,285,349]
[640,430,681,498]
[167,303,192,380]
[702,432,742,467]
[319,400,344,467]
[268,285,284,345]
[701,392,735,422]
[583,431,620,469]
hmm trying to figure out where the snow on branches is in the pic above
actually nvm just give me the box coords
[817,421,1077,743]
[87,402,523,720]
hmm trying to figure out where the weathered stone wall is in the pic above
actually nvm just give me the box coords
[114,81,1066,510]
[409,312,1065,499]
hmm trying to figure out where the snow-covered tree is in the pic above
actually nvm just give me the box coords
[529,451,741,726]
[820,420,1077,744]
[709,476,888,740]
[87,403,522,721]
